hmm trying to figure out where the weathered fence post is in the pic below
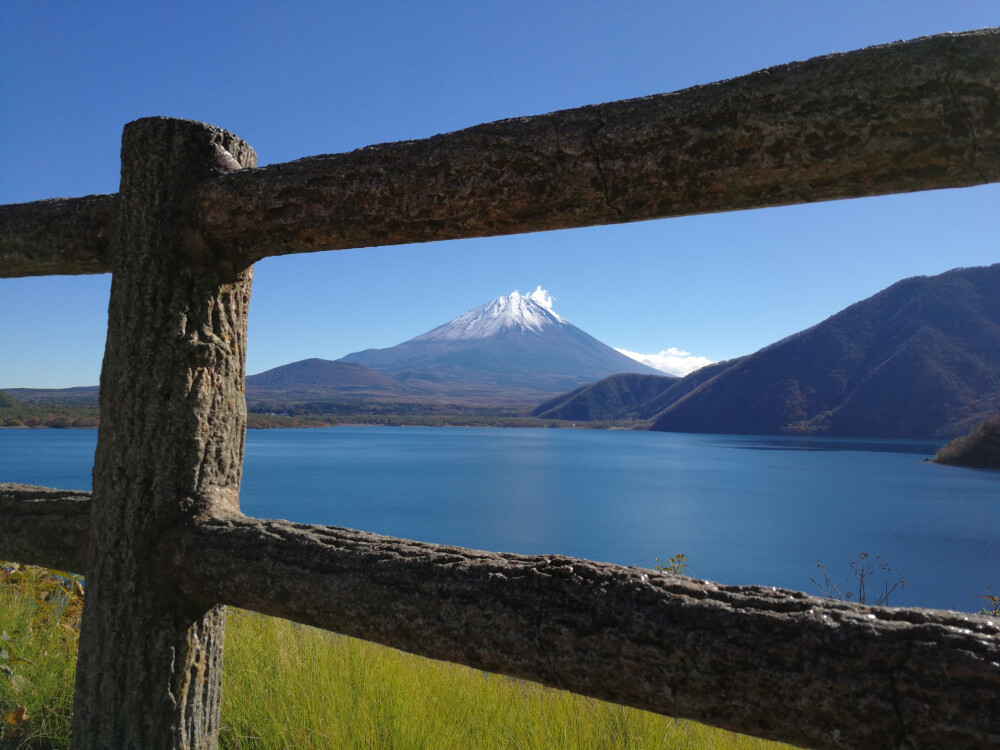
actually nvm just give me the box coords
[71,118,255,749]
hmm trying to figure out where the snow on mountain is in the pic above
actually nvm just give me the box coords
[338,286,662,401]
[414,289,567,341]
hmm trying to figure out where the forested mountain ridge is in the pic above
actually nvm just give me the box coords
[0,389,99,428]
[531,373,677,421]
[649,264,1000,438]
[536,265,1000,439]
[11,267,999,439]
[531,359,744,422]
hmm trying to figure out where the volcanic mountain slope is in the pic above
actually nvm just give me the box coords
[338,290,661,402]
[245,358,415,401]
[649,264,1000,439]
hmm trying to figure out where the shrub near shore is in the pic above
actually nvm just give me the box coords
[1,563,791,750]
[933,414,1000,468]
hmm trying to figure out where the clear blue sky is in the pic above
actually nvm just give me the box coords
[2,2,998,387]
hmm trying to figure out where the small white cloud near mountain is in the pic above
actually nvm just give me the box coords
[615,347,713,377]
[526,285,555,310]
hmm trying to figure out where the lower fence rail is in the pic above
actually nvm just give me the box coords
[2,483,998,750]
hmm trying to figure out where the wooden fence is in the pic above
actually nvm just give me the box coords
[2,29,999,750]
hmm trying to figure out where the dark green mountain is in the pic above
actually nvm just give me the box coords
[649,265,1000,439]
[531,373,677,421]
[530,359,745,422]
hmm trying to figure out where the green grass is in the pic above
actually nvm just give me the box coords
[0,565,80,749]
[1,565,792,750]
[220,611,794,750]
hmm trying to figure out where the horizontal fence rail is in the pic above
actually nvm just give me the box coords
[2,483,1000,750]
[1,27,999,750]
[0,194,117,277]
[0,484,90,570]
[3,29,999,278]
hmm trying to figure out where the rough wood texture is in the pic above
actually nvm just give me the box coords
[0,194,116,277]
[179,514,1000,750]
[2,30,997,279]
[193,29,1000,268]
[71,117,256,750]
[0,483,89,571]
[3,478,999,748]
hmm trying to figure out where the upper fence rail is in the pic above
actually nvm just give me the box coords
[2,29,999,279]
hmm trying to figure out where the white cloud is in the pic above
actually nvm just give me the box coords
[615,347,714,377]
[527,285,554,310]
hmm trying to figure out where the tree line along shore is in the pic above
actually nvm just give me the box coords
[3,388,998,467]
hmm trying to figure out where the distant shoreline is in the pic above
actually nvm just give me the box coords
[0,417,646,431]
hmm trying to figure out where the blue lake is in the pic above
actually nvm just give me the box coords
[2,426,998,612]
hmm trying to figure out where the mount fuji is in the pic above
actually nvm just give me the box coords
[337,289,663,402]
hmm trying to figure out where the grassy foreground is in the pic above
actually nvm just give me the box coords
[1,564,793,750]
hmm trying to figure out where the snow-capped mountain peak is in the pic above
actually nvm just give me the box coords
[337,285,663,398]
[415,289,567,342]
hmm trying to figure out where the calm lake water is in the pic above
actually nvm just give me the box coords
[2,427,998,612]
